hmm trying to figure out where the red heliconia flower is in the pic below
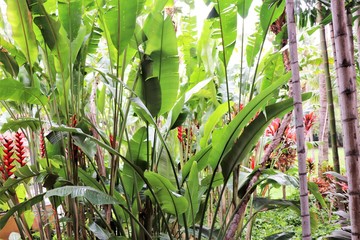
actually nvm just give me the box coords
[250,156,256,169]
[239,104,244,111]
[39,128,46,158]
[304,112,316,132]
[1,137,15,180]
[14,131,27,167]
[109,134,115,148]
[266,118,281,136]
[177,126,183,142]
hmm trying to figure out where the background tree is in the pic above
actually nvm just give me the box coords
[331,0,360,238]
[285,0,312,238]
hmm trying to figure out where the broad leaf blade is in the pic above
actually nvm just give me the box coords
[208,77,288,168]
[1,118,41,132]
[0,165,41,198]
[220,98,294,180]
[32,2,69,79]
[144,13,179,115]
[183,162,200,226]
[0,194,45,229]
[0,78,47,105]
[200,102,234,148]
[144,171,188,215]
[6,0,38,65]
[58,0,82,41]
[103,0,137,55]
[45,186,120,205]
[237,0,253,18]
[0,48,19,77]
[216,0,238,63]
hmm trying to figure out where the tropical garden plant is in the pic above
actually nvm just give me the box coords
[0,0,358,239]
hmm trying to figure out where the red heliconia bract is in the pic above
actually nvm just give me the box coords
[250,156,256,169]
[109,134,115,148]
[39,128,46,158]
[14,131,27,167]
[177,126,183,142]
[1,137,15,180]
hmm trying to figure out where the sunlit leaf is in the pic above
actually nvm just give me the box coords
[183,162,200,225]
[144,13,179,115]
[144,171,188,215]
[58,0,82,41]
[45,186,120,205]
[1,118,41,132]
[200,102,234,148]
[103,0,137,55]
[220,98,294,180]
[237,0,253,18]
[6,0,38,65]
[0,78,47,105]
[208,77,288,169]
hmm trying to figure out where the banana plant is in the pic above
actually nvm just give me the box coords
[0,0,320,239]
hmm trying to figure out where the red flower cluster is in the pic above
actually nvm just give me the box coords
[0,138,15,179]
[0,132,28,180]
[15,132,27,167]
[249,156,256,169]
[177,126,183,142]
[39,128,46,158]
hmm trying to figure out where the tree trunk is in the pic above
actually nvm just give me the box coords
[331,0,360,238]
[285,0,311,239]
[356,9,360,67]
[328,22,342,175]
[317,2,337,177]
[318,73,329,176]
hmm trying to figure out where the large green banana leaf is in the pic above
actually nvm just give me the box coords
[6,0,38,65]
[143,12,179,115]
[103,0,137,56]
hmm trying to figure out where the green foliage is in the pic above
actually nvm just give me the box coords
[45,186,122,205]
[6,0,38,65]
[248,206,338,239]
[214,0,238,64]
[103,0,137,55]
[220,97,295,180]
[0,48,19,77]
[209,76,288,169]
[0,0,326,239]
[183,162,200,226]
[0,194,45,229]
[144,171,188,215]
[0,78,47,105]
[58,0,82,41]
[1,118,41,132]
[143,13,180,115]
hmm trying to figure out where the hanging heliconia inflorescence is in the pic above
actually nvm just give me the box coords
[0,132,28,180]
